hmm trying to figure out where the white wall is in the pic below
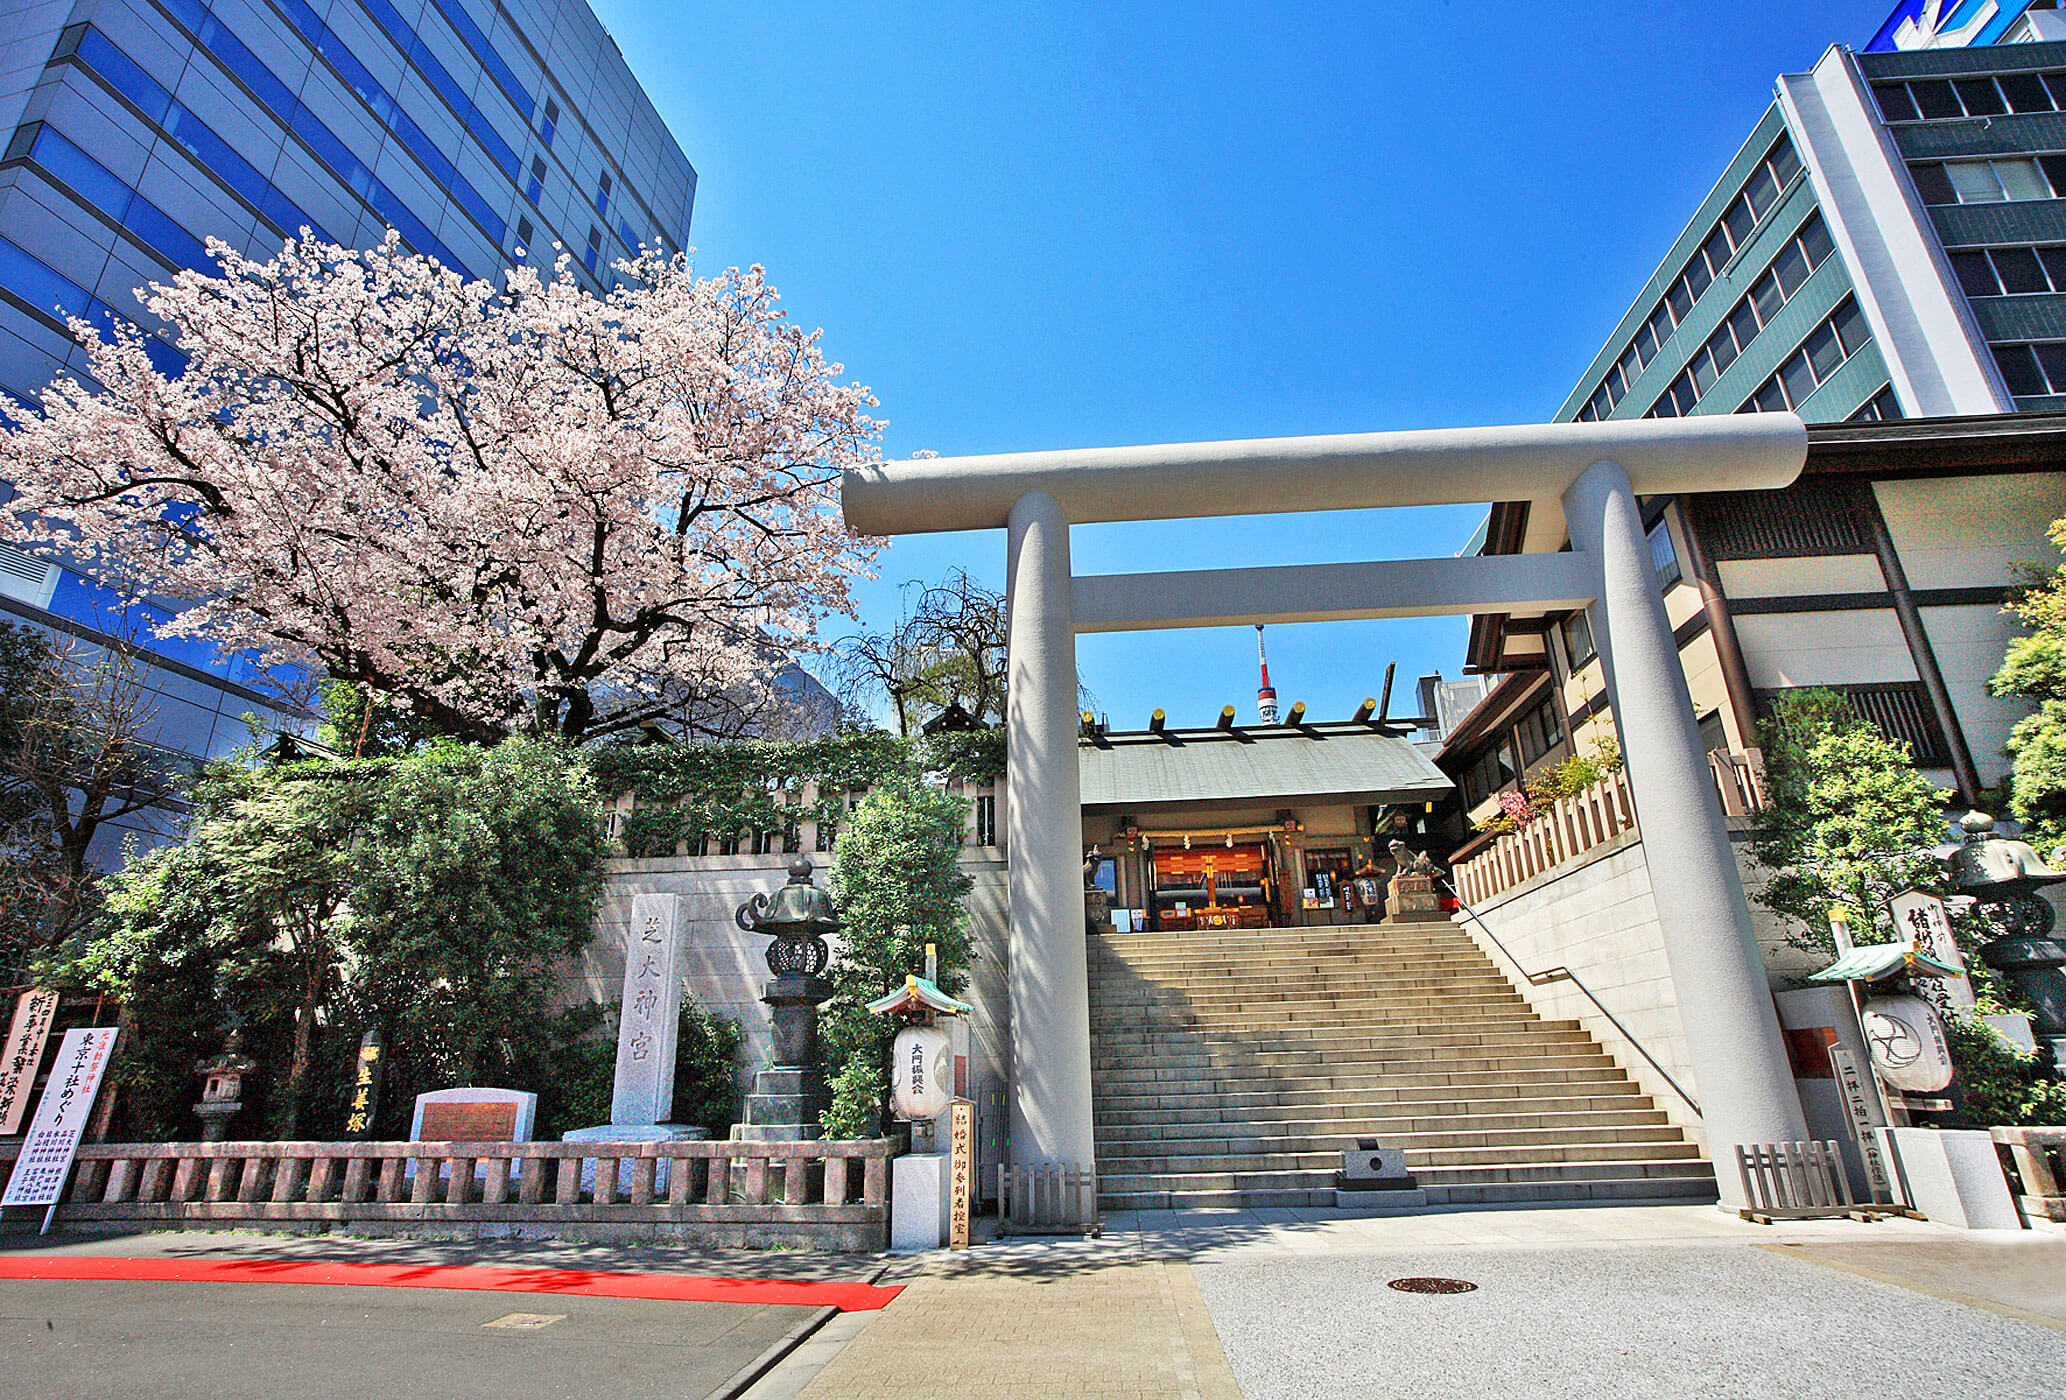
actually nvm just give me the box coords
[582,851,1012,1179]
[1733,609,1917,688]
[1874,473,2063,592]
[1456,835,1704,1150]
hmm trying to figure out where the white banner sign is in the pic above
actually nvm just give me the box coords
[1888,890,1977,1010]
[2,1028,117,1208]
[0,989,61,1135]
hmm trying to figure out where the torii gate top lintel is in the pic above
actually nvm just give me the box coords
[841,415,1806,537]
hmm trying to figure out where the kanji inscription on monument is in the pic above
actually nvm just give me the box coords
[613,893,684,1126]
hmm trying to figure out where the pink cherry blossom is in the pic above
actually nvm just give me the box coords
[0,234,882,741]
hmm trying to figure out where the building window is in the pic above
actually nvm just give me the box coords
[1739,298,1873,414]
[1648,519,1682,591]
[1570,137,1801,425]
[1847,386,1902,422]
[1908,156,2063,206]
[595,171,611,217]
[1949,245,2066,298]
[1757,682,1947,766]
[1515,698,1565,767]
[1560,609,1596,669]
[1991,341,2066,396]
[1576,136,1801,422]
[1875,71,2066,123]
[1460,744,1516,809]
[1649,214,1834,418]
[515,215,533,251]
[584,226,602,273]
[525,156,545,205]
[975,793,997,847]
[540,97,559,148]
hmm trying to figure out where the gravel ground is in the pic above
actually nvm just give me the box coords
[1194,1244,2066,1400]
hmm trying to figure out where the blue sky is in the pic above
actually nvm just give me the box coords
[590,1,1897,731]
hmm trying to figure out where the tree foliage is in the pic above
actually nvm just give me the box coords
[66,740,608,1139]
[0,235,882,743]
[819,780,975,1138]
[1992,516,2066,854]
[1749,688,1949,954]
[0,621,177,963]
[830,568,1006,737]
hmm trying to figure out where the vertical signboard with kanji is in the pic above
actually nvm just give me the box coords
[344,1030,386,1137]
[1827,1044,1895,1202]
[0,989,61,1135]
[949,1098,974,1249]
[611,894,683,1125]
[1888,890,1977,1010]
[2,1028,117,1210]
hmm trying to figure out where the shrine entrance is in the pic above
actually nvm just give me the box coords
[842,416,1814,1208]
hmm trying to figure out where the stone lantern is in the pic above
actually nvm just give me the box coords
[1950,811,2066,1063]
[194,1029,258,1143]
[732,856,838,1140]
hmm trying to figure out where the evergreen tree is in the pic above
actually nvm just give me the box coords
[818,780,973,1137]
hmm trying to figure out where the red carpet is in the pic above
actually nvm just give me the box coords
[0,1255,901,1310]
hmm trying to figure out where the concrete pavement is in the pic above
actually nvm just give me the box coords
[754,1204,2066,1400]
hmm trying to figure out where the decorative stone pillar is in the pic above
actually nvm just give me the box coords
[1563,458,1807,1204]
[1005,490,1096,1172]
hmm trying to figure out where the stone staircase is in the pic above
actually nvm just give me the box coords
[1089,921,1716,1211]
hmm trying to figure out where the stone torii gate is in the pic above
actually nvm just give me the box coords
[843,415,1813,1208]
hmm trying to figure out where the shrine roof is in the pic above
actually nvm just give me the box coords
[1079,722,1452,812]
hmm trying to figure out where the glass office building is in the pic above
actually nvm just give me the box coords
[0,0,695,838]
[1559,5,2066,425]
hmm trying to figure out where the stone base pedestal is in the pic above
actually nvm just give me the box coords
[891,1152,952,1251]
[735,1066,832,1142]
[560,1122,709,1194]
[1382,871,1442,923]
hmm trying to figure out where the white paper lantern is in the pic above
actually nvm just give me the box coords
[1860,994,1955,1093]
[890,1025,953,1120]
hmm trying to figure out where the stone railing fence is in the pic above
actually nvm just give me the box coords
[1453,749,1767,907]
[604,776,1002,858]
[0,1137,893,1251]
[1993,1126,2066,1225]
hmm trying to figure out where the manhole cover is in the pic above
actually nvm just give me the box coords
[1386,1277,1477,1294]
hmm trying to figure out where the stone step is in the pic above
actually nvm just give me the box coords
[1090,1051,1618,1087]
[1094,1096,1663,1130]
[1096,1155,1714,1199]
[1096,1122,1692,1161]
[1093,1075,1645,1114]
[1099,1173,1719,1212]
[1092,1018,1587,1049]
[1091,1029,1598,1062]
[1098,1137,1706,1175]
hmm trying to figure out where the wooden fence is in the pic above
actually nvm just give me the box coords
[1453,749,1767,907]
[0,1137,894,1251]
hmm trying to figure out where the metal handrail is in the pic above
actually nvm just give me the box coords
[1436,872,1703,1119]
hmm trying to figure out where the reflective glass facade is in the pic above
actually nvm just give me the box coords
[0,0,696,845]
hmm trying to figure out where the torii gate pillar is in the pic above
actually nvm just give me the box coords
[1003,491,1096,1170]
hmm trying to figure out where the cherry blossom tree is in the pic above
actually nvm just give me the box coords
[0,235,882,742]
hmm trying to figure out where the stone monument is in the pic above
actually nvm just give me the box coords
[562,892,708,1165]
[193,1030,257,1143]
[731,858,838,1142]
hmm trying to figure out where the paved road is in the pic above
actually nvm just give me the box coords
[1,1277,814,1400]
[1192,1241,2066,1400]
[0,1228,883,1400]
